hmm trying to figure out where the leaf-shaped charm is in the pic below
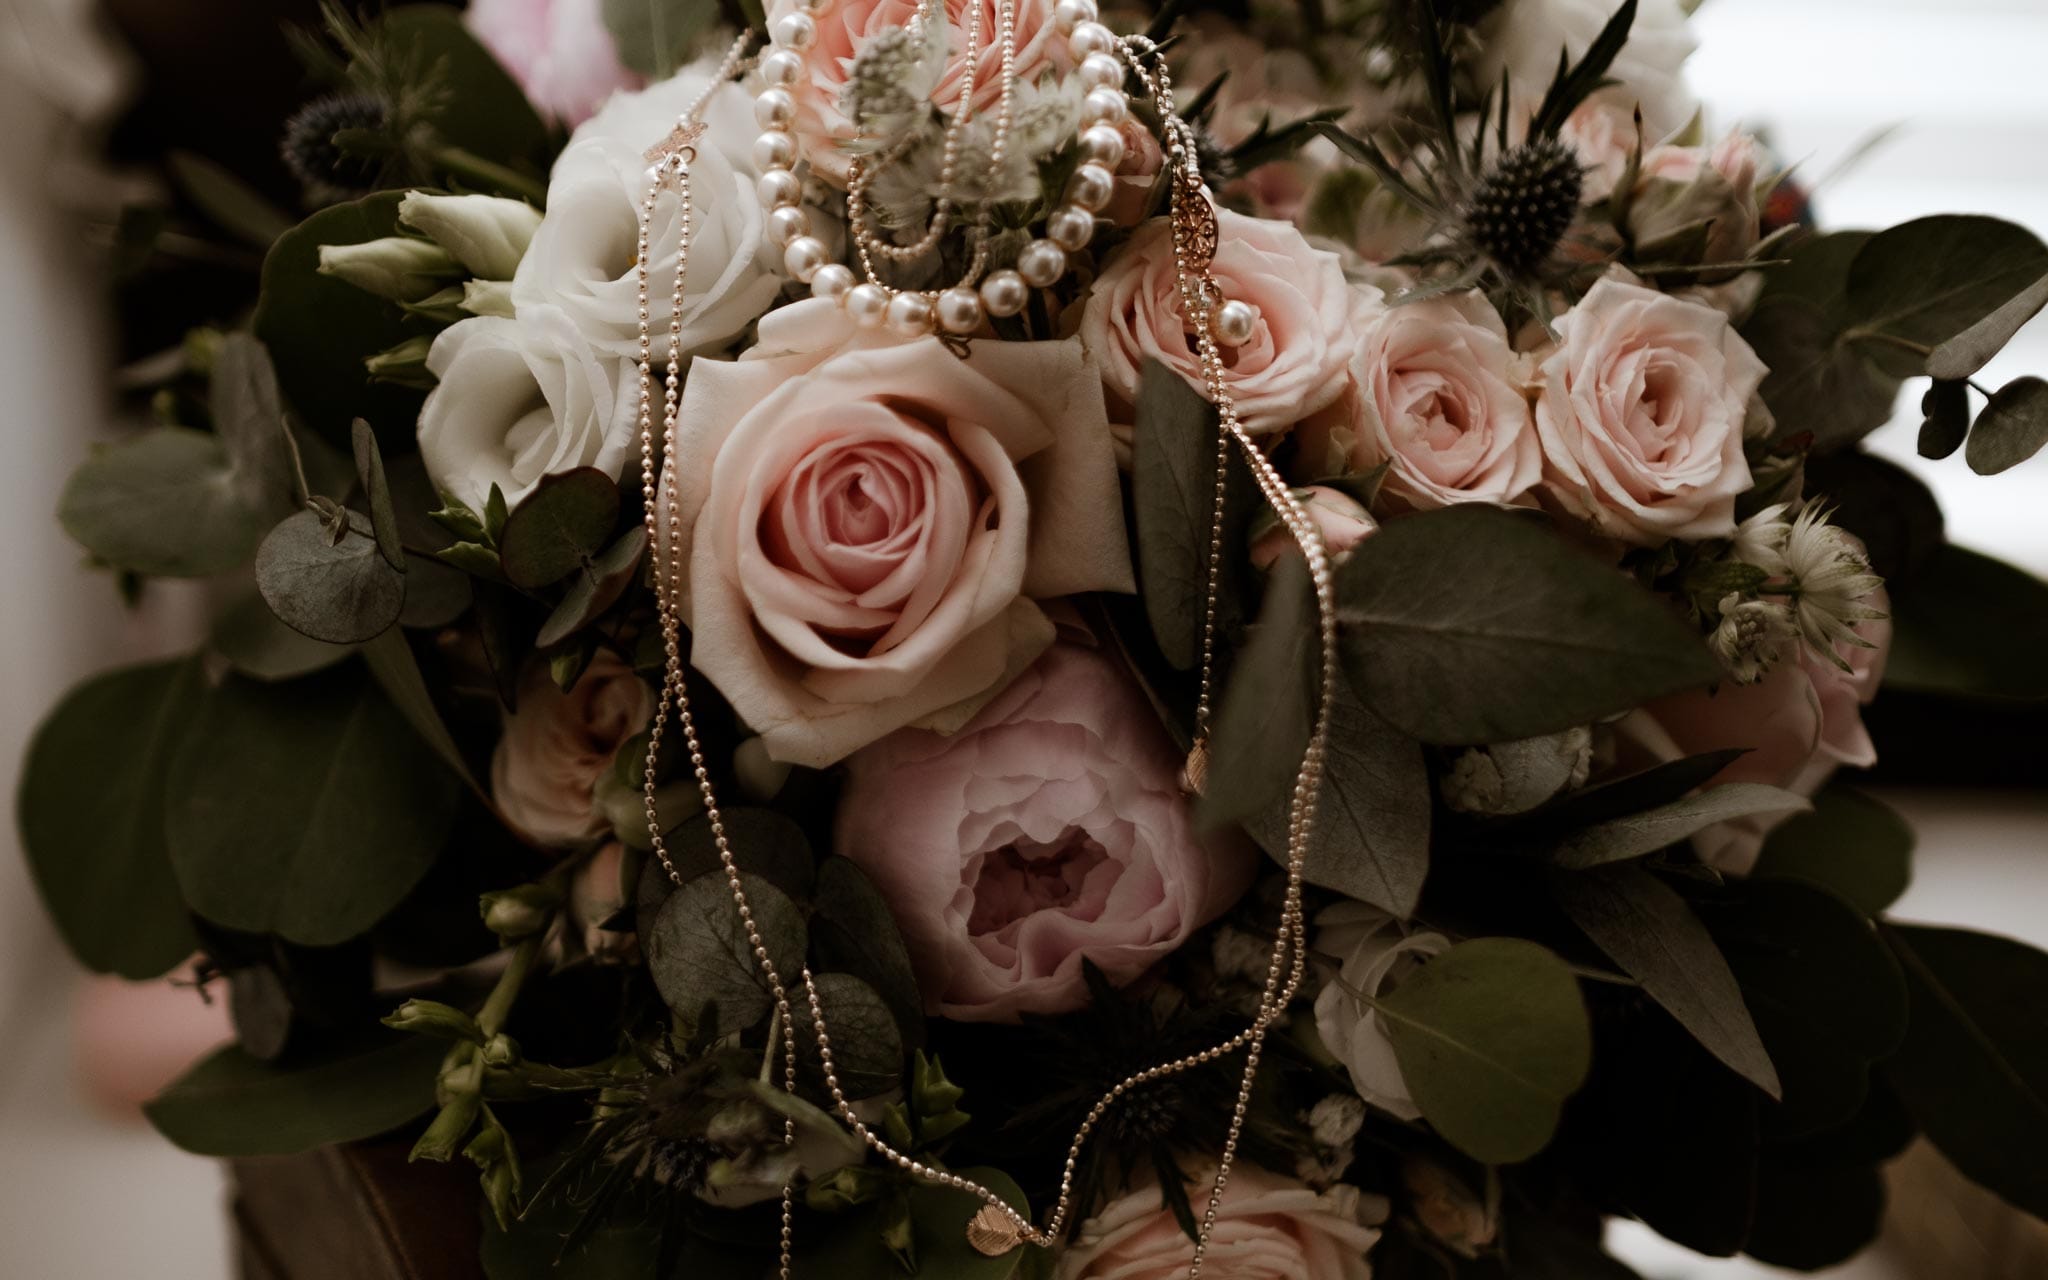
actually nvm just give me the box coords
[965,1203,1023,1257]
[1179,738,1210,797]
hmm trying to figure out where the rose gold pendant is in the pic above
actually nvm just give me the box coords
[965,1204,1024,1257]
[643,121,706,167]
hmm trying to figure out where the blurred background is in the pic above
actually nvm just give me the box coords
[0,0,2042,1276]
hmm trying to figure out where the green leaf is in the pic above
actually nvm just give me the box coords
[1844,215,2048,376]
[211,334,296,507]
[497,468,622,589]
[253,192,426,447]
[165,150,294,247]
[601,0,719,78]
[1885,544,2048,699]
[1752,785,1912,914]
[256,509,406,645]
[535,527,646,648]
[360,628,480,792]
[1917,380,1971,460]
[1197,555,1315,829]
[380,7,550,175]
[1335,505,1719,744]
[164,664,460,945]
[1965,375,2048,476]
[400,553,474,628]
[656,807,817,900]
[796,973,905,1101]
[812,858,924,1047]
[211,591,355,681]
[1377,937,1592,1164]
[1546,783,1808,870]
[351,419,405,570]
[17,659,203,978]
[1741,231,1900,453]
[1926,269,2048,381]
[58,427,277,577]
[645,871,807,1036]
[801,1167,1030,1280]
[1881,924,2048,1217]
[1132,360,1250,670]
[145,1029,445,1157]
[1553,866,1780,1098]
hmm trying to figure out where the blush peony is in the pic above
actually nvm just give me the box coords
[467,0,638,126]
[1059,1163,1385,1280]
[1532,274,1766,544]
[491,653,652,847]
[835,641,1254,1021]
[658,300,1131,768]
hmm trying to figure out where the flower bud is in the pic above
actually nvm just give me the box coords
[364,334,437,389]
[317,236,461,302]
[481,1032,521,1068]
[462,279,517,318]
[480,884,558,941]
[383,998,482,1042]
[1249,486,1377,571]
[398,192,542,280]
[1624,130,1763,280]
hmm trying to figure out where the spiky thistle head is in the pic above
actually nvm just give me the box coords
[281,92,391,202]
[1460,136,1584,279]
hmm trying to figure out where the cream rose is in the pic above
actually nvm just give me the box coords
[1080,206,1377,443]
[1312,901,1451,1121]
[1060,1164,1385,1280]
[1347,291,1541,511]
[1478,0,1699,139]
[1532,274,1765,544]
[417,305,639,512]
[491,654,653,847]
[510,58,782,362]
[659,300,1131,767]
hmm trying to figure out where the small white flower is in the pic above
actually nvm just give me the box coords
[1781,505,1886,669]
[1306,1093,1366,1150]
[1440,727,1592,815]
[316,236,458,302]
[1729,502,1792,576]
[1708,592,1798,684]
[399,192,542,280]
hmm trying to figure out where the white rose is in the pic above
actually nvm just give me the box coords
[1478,0,1699,139]
[1312,901,1451,1121]
[417,304,638,512]
[510,58,783,362]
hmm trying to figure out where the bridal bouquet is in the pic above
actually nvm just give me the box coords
[23,0,2048,1275]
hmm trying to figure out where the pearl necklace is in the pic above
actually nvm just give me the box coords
[751,0,1142,337]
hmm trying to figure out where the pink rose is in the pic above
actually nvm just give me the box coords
[659,300,1131,767]
[1622,599,1890,873]
[763,0,1069,185]
[1346,291,1541,511]
[1249,485,1377,570]
[1059,1163,1385,1280]
[1081,206,1377,440]
[1629,129,1764,273]
[567,841,636,960]
[1532,274,1765,544]
[836,641,1254,1021]
[1560,101,1640,204]
[467,0,639,126]
[491,653,652,846]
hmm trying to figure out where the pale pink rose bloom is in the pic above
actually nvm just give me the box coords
[658,300,1131,767]
[1080,206,1377,440]
[1532,274,1765,544]
[1621,598,1890,874]
[1348,291,1541,511]
[467,0,639,126]
[1631,129,1764,270]
[1311,901,1451,1121]
[763,0,1069,184]
[1560,101,1641,204]
[836,641,1253,1021]
[1059,1163,1385,1280]
[491,653,653,846]
[1249,485,1377,570]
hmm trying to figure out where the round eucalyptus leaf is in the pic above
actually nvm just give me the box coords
[1965,375,2048,476]
[58,427,275,577]
[1845,215,2048,376]
[536,526,646,647]
[497,468,621,589]
[812,858,923,1045]
[211,591,355,682]
[795,973,905,1101]
[18,658,204,978]
[164,664,460,945]
[256,509,406,645]
[144,1029,445,1157]
[645,870,806,1037]
[398,552,473,628]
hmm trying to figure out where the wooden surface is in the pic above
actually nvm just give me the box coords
[231,1137,484,1280]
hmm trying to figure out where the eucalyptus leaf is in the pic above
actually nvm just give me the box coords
[256,509,406,645]
[1926,269,2048,381]
[18,659,203,978]
[1506,749,1748,835]
[796,973,904,1100]
[1917,380,1970,460]
[165,664,460,945]
[1132,360,1251,670]
[360,628,479,792]
[1377,937,1592,1164]
[498,468,622,589]
[58,427,277,577]
[646,871,806,1036]
[351,419,405,570]
[812,858,924,1047]
[210,333,296,511]
[536,527,647,648]
[601,0,719,78]
[1964,376,2048,476]
[1553,865,1780,1098]
[400,553,473,628]
[658,807,817,899]
[145,1029,445,1156]
[1547,782,1808,870]
[1844,215,2048,375]
[1197,555,1315,829]
[1741,231,1901,453]
[1335,505,1719,744]
[1800,450,1944,587]
[1752,786,1912,914]
[1884,544,2048,699]
[165,150,294,247]
[211,592,355,681]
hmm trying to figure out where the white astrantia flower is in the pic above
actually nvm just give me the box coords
[1728,501,1793,576]
[1708,592,1798,685]
[1296,1091,1367,1189]
[1781,505,1887,668]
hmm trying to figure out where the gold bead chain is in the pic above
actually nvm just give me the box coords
[634,30,1338,1280]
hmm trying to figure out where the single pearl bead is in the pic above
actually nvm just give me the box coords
[1052,0,1097,34]
[1077,52,1123,91]
[886,291,935,336]
[1065,163,1115,212]
[766,204,811,247]
[845,283,890,328]
[773,12,817,49]
[811,262,856,302]
[782,235,828,282]
[979,269,1029,317]
[759,49,803,86]
[757,167,803,209]
[1079,87,1129,128]
[1068,21,1117,60]
[1079,123,1126,169]
[1215,299,1259,347]
[1047,205,1095,251]
[754,87,797,130]
[935,286,984,334]
[1017,239,1067,288]
[752,130,797,172]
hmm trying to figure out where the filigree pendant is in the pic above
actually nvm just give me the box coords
[965,1204,1024,1257]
